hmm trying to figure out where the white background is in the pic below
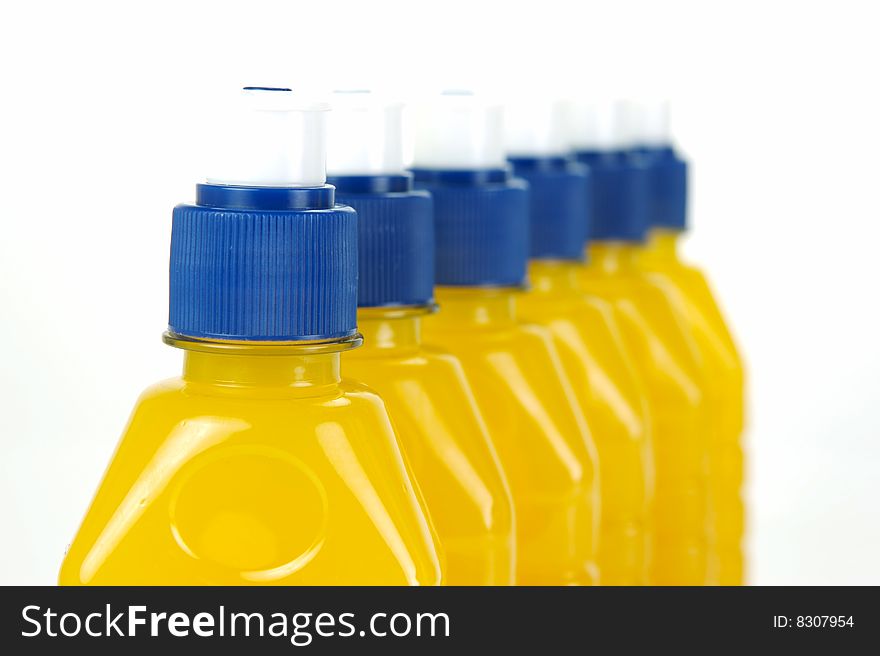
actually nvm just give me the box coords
[1,0,878,585]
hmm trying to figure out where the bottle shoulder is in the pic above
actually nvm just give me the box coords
[520,293,647,403]
[344,343,462,372]
[643,267,744,380]
[642,259,709,297]
[521,289,618,326]
[132,375,390,413]
[577,267,648,301]
[427,320,571,380]
[345,349,516,551]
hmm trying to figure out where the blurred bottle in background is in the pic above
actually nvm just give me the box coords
[630,99,747,585]
[507,98,654,585]
[330,90,517,585]
[416,91,601,585]
[569,98,712,585]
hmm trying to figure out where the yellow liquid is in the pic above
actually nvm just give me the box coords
[639,228,746,585]
[59,337,444,585]
[423,287,600,585]
[579,243,710,585]
[519,260,653,585]
[344,308,516,585]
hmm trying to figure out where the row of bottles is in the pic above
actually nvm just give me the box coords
[59,88,745,586]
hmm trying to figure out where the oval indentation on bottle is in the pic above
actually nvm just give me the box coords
[169,445,327,581]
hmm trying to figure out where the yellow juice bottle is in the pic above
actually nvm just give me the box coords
[634,104,746,584]
[59,88,443,586]
[640,230,745,585]
[327,92,515,584]
[414,92,600,585]
[519,263,653,585]
[569,99,710,585]
[506,101,653,585]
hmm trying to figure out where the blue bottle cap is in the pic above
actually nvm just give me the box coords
[625,99,688,231]
[567,99,651,243]
[327,93,434,308]
[167,88,358,342]
[639,146,688,231]
[410,93,529,287]
[573,149,650,243]
[331,175,434,308]
[509,156,590,261]
[411,168,529,287]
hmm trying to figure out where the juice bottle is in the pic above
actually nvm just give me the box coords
[634,100,746,584]
[415,92,600,585]
[327,91,516,584]
[507,100,653,585]
[568,99,711,585]
[59,88,443,585]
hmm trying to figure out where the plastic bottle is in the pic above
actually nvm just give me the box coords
[568,98,711,585]
[59,88,443,585]
[632,100,746,585]
[508,99,653,585]
[328,91,516,584]
[415,92,600,585]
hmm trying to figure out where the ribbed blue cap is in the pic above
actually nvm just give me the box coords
[411,168,529,287]
[508,157,590,261]
[168,184,358,341]
[573,150,650,243]
[328,174,435,308]
[638,146,688,230]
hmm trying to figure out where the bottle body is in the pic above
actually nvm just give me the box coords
[519,260,653,585]
[344,309,516,584]
[59,342,443,585]
[639,228,746,585]
[423,288,600,585]
[579,243,710,585]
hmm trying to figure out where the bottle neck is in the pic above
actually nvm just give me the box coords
[168,335,359,397]
[355,307,424,356]
[642,227,683,264]
[584,241,643,274]
[528,259,583,295]
[432,286,518,328]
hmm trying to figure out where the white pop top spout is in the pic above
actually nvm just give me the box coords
[628,98,673,147]
[565,98,636,152]
[412,90,507,169]
[505,98,568,158]
[206,87,330,188]
[326,90,405,176]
